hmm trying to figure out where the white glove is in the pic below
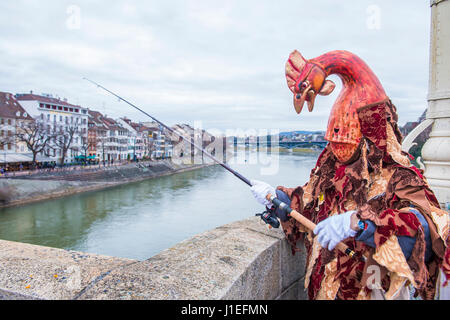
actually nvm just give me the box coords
[313,210,358,251]
[250,179,276,208]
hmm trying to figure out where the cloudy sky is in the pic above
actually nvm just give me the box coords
[0,1,431,133]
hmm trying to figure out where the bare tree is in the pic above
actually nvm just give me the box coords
[79,136,94,164]
[54,125,78,166]
[15,121,53,166]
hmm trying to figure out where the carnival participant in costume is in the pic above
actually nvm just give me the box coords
[251,50,449,300]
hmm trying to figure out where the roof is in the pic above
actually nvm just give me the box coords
[121,117,132,125]
[89,111,129,132]
[15,93,81,109]
[0,92,34,120]
[88,109,103,119]
[102,117,126,131]
[87,110,109,130]
[119,118,152,133]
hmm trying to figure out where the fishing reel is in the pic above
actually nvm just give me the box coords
[256,209,280,229]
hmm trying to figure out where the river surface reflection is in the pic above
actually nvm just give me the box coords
[0,151,320,260]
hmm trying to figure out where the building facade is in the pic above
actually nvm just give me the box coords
[0,92,35,163]
[0,92,202,166]
[16,92,89,164]
[87,109,108,161]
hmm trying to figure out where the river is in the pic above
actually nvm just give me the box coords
[0,151,320,260]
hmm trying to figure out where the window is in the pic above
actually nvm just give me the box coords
[58,106,62,110]
[60,116,62,121]
[47,114,50,120]
[52,105,56,110]
[7,119,11,125]
[7,143,11,150]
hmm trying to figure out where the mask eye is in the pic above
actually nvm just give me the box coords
[297,80,310,93]
[300,81,309,90]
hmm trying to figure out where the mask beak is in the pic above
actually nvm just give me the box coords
[307,90,316,112]
[294,84,314,114]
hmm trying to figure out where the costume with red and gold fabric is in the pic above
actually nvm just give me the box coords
[280,50,449,300]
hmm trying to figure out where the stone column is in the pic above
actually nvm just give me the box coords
[422,0,450,205]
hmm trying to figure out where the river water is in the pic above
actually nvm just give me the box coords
[0,151,320,260]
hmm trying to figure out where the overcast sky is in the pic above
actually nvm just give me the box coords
[0,0,431,133]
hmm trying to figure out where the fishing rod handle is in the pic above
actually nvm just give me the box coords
[266,193,366,262]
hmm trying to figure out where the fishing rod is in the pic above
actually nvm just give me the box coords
[83,77,365,262]
[83,77,252,187]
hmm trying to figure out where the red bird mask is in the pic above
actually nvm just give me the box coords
[285,50,388,163]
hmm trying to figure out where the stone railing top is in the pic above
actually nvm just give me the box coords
[0,217,307,300]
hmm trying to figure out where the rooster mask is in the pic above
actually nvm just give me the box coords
[285,50,389,163]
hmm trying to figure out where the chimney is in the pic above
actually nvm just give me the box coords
[30,90,33,94]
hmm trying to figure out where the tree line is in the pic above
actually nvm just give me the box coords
[1,120,93,167]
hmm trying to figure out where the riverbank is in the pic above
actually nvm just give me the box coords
[0,160,213,209]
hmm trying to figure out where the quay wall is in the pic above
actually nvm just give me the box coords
[0,217,307,300]
[0,160,212,208]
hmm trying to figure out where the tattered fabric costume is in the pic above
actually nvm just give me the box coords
[278,50,449,300]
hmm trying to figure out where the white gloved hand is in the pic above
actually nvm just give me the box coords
[250,179,276,208]
[313,210,358,251]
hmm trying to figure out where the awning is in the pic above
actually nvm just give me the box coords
[75,155,96,160]
[0,153,33,163]
[0,153,56,163]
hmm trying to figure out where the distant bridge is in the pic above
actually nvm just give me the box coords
[277,141,327,149]
[230,136,327,149]
[234,140,327,149]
